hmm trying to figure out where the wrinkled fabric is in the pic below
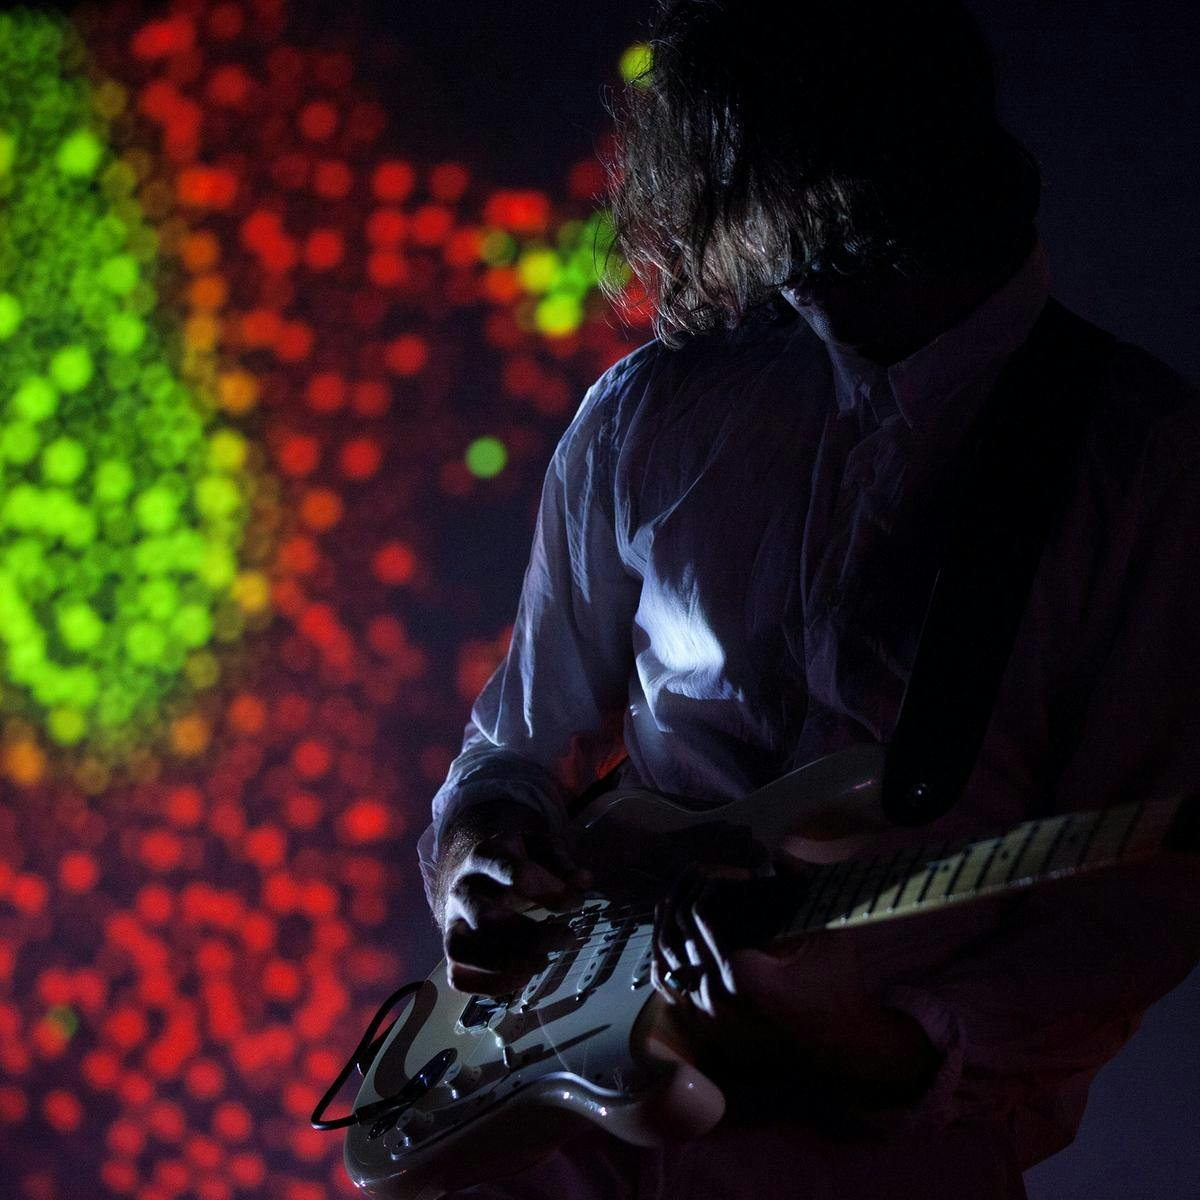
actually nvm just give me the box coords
[416,240,1200,1197]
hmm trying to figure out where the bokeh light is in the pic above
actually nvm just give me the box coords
[0,4,651,1199]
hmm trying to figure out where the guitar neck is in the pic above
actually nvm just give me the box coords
[783,795,1195,939]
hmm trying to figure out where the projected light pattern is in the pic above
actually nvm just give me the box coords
[0,13,255,774]
[0,3,649,1200]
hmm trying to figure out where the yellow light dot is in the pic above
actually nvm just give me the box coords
[5,740,45,786]
[232,570,271,614]
[217,370,259,415]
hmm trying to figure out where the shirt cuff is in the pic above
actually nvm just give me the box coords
[417,776,569,914]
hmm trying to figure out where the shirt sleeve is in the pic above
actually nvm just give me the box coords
[867,400,1200,1166]
[416,349,650,912]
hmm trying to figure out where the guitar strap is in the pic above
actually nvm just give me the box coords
[881,297,1117,825]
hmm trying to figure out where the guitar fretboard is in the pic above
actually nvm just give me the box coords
[785,796,1185,938]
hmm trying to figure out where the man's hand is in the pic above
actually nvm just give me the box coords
[651,862,940,1111]
[433,798,591,997]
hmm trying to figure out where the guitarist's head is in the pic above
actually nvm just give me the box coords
[601,0,1041,364]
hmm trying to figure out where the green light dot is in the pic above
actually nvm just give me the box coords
[58,602,104,650]
[99,254,138,294]
[619,42,653,84]
[137,579,177,621]
[0,293,21,339]
[465,436,508,479]
[94,459,133,502]
[517,247,561,295]
[57,128,103,178]
[199,543,235,588]
[48,706,87,745]
[134,537,173,575]
[134,486,179,533]
[124,621,166,664]
[62,667,99,708]
[0,130,15,175]
[106,311,145,354]
[194,475,240,519]
[534,294,583,336]
[172,603,212,648]
[41,437,86,484]
[1,423,40,464]
[208,429,246,471]
[49,345,94,393]
[11,377,57,422]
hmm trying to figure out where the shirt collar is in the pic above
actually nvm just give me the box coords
[789,239,1052,429]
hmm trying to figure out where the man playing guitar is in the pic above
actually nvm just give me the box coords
[417,2,1200,1195]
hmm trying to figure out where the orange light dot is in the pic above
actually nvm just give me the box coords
[180,230,221,272]
[228,693,266,735]
[216,369,259,414]
[483,265,522,304]
[187,272,228,312]
[5,741,46,787]
[372,541,416,585]
[279,535,319,575]
[171,714,211,757]
[184,312,220,351]
[299,488,343,531]
[59,851,99,893]
[340,437,382,480]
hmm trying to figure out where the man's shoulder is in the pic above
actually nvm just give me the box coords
[1086,321,1200,503]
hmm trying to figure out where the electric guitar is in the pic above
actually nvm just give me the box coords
[315,743,1198,1199]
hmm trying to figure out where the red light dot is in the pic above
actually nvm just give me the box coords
[140,829,184,872]
[365,207,407,246]
[117,1072,153,1108]
[131,17,194,60]
[292,739,332,780]
[277,435,320,477]
[262,959,302,1001]
[284,790,322,830]
[81,1049,121,1090]
[445,227,482,267]
[276,321,314,361]
[274,692,313,732]
[212,1100,252,1143]
[100,1158,138,1195]
[351,379,390,417]
[367,250,407,287]
[239,910,276,953]
[372,160,414,202]
[228,1153,265,1189]
[298,100,338,141]
[367,614,406,656]
[107,1116,146,1157]
[243,825,286,870]
[136,882,174,925]
[59,851,98,892]
[240,308,281,347]
[411,204,453,245]
[166,785,204,827]
[372,541,416,585]
[340,437,382,481]
[303,228,344,270]
[429,161,470,202]
[177,166,238,208]
[338,798,391,844]
[569,158,607,199]
[37,968,72,1005]
[0,1084,26,1123]
[105,1008,148,1052]
[383,334,428,376]
[149,1100,187,1142]
[306,372,346,413]
[313,159,353,199]
[185,1132,224,1171]
[279,535,319,575]
[42,1089,83,1133]
[300,488,343,531]
[184,1059,226,1101]
[207,4,244,40]
[11,873,48,913]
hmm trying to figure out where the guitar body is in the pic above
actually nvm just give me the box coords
[343,744,888,1198]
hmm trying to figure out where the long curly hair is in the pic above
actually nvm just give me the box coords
[601,0,1042,348]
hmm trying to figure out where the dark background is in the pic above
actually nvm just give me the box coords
[369,1,1200,1195]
